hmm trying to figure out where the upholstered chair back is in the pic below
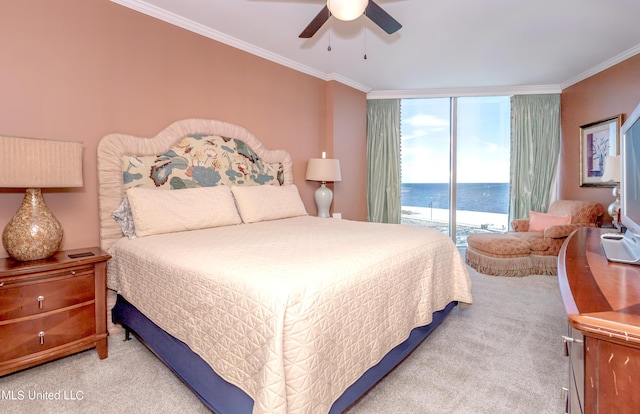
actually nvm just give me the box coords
[547,200,604,225]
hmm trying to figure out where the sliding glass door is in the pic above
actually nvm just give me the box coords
[401,98,452,236]
[401,96,510,246]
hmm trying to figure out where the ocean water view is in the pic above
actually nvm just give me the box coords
[401,183,509,214]
[401,183,510,245]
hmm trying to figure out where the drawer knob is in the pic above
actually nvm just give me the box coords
[38,331,45,345]
[38,295,45,309]
[70,270,76,275]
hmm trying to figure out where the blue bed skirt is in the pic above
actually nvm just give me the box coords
[112,295,458,413]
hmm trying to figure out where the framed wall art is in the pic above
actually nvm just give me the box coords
[580,115,622,187]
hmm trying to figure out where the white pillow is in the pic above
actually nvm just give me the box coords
[126,186,241,237]
[231,185,307,223]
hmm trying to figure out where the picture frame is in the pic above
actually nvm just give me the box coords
[580,115,622,187]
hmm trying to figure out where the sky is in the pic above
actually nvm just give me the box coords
[401,96,511,183]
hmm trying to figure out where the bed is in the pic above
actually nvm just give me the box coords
[97,118,473,414]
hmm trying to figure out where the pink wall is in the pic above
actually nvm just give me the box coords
[560,54,640,221]
[327,81,368,221]
[0,0,367,258]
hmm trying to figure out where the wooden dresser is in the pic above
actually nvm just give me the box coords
[0,247,111,376]
[558,227,640,414]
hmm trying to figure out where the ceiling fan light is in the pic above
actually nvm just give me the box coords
[328,0,368,22]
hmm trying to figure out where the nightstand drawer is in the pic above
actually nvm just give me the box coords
[0,270,94,320]
[0,247,110,376]
[0,303,96,361]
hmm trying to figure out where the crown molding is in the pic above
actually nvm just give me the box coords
[110,0,370,90]
[326,73,372,93]
[560,44,640,90]
[366,84,563,99]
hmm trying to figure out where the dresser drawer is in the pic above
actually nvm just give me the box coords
[0,270,94,320]
[0,303,96,362]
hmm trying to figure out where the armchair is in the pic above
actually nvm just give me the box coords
[466,200,604,276]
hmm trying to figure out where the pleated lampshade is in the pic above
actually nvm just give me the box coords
[0,136,83,261]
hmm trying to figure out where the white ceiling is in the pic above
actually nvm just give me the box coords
[112,0,640,97]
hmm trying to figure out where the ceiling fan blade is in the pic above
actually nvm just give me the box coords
[366,0,402,35]
[299,6,330,38]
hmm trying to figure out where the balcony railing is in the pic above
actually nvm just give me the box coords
[401,206,508,246]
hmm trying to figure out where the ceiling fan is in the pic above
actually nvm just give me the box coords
[299,0,402,39]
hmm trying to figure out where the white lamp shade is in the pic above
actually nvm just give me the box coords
[601,155,620,183]
[328,0,368,21]
[305,158,342,182]
[0,136,83,188]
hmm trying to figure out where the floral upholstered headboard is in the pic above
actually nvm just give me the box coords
[123,134,284,190]
[97,119,293,251]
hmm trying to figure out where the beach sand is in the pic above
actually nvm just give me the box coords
[401,206,509,246]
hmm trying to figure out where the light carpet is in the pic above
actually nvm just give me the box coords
[0,266,567,413]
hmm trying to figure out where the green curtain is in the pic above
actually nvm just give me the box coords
[509,94,561,223]
[366,99,401,223]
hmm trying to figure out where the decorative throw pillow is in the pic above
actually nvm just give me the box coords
[126,186,242,237]
[112,197,137,239]
[231,184,307,223]
[528,211,572,232]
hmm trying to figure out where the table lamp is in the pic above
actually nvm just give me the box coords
[305,153,341,218]
[1,136,83,261]
[601,155,621,227]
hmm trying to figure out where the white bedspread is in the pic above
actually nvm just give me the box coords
[107,216,472,413]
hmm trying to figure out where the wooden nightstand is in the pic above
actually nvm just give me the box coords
[0,247,111,376]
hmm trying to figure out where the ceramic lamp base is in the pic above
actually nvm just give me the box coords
[2,188,63,261]
[314,182,333,218]
[609,185,621,228]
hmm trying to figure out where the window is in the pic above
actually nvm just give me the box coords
[401,96,511,246]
